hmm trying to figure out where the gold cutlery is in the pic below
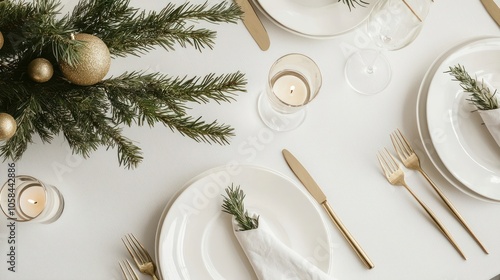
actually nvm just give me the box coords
[390,129,488,254]
[282,149,374,269]
[234,0,270,51]
[377,149,467,260]
[119,259,140,280]
[481,0,500,26]
[122,233,159,280]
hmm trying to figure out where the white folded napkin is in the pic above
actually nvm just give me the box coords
[478,108,500,147]
[232,214,331,280]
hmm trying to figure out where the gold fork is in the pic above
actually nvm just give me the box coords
[377,149,467,260]
[122,233,159,280]
[119,259,139,280]
[391,129,488,254]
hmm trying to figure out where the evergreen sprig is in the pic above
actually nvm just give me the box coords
[446,64,499,111]
[0,0,246,168]
[341,0,369,10]
[221,185,259,231]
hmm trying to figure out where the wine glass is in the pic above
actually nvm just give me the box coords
[345,0,432,95]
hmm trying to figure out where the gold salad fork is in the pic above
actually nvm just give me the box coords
[119,259,139,280]
[391,129,488,254]
[377,149,467,260]
[122,234,159,280]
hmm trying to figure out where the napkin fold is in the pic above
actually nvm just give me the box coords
[232,214,330,280]
[478,108,500,147]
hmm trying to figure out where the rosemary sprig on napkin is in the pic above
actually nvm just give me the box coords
[222,185,259,231]
[446,64,499,110]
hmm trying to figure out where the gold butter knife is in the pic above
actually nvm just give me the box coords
[481,0,500,26]
[282,149,374,269]
[234,0,270,51]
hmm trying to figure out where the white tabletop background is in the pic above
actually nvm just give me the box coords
[1,0,500,279]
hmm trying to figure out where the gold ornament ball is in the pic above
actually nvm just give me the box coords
[0,113,17,141]
[59,33,111,86]
[0,31,4,49]
[28,58,54,83]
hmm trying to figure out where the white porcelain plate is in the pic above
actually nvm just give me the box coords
[426,37,500,200]
[155,165,332,279]
[252,0,379,38]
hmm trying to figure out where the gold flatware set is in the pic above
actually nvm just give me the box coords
[378,129,488,259]
[120,233,159,280]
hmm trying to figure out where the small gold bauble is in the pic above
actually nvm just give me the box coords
[59,33,111,86]
[28,58,54,83]
[0,113,17,141]
[0,31,4,50]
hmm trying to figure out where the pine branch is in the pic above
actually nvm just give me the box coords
[340,0,369,11]
[221,185,259,231]
[446,64,499,111]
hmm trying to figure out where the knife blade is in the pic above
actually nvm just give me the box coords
[234,0,270,51]
[282,149,374,269]
[481,0,500,26]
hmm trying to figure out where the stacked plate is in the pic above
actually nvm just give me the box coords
[154,165,333,279]
[417,37,500,203]
[251,0,379,38]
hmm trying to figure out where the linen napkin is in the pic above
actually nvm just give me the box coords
[232,214,330,280]
[478,108,500,147]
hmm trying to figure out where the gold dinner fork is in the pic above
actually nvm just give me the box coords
[119,259,139,280]
[377,149,467,260]
[391,129,488,254]
[122,233,159,280]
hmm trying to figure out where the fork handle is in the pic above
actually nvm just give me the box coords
[403,184,467,260]
[322,202,374,269]
[418,168,489,254]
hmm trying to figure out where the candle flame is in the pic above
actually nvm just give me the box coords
[289,85,295,94]
[28,199,38,205]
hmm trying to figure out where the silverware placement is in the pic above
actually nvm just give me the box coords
[122,233,159,280]
[282,149,375,269]
[481,0,500,26]
[391,129,488,254]
[377,148,467,260]
[119,259,140,280]
[234,0,270,51]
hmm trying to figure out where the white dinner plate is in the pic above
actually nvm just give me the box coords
[155,165,333,279]
[252,0,379,39]
[425,37,500,201]
[417,36,500,203]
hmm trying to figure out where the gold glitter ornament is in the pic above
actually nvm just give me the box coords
[0,113,17,141]
[59,33,111,86]
[0,31,4,49]
[27,58,54,83]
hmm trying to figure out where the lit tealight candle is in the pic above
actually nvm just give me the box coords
[18,185,46,219]
[272,71,310,106]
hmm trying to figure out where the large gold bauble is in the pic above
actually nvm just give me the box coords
[0,31,4,49]
[28,58,54,83]
[59,33,111,86]
[0,113,17,141]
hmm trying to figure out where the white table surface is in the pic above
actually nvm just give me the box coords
[1,0,500,279]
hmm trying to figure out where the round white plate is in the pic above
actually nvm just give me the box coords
[425,37,500,201]
[155,165,333,279]
[416,36,500,203]
[252,0,379,39]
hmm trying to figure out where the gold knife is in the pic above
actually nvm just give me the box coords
[481,0,500,26]
[282,149,374,269]
[234,0,270,51]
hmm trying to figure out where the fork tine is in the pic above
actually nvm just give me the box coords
[397,128,415,153]
[391,130,411,159]
[119,259,139,280]
[130,233,152,262]
[122,234,144,267]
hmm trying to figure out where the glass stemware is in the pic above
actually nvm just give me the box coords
[345,0,432,95]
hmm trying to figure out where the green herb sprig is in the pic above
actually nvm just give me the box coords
[446,64,499,111]
[342,0,369,10]
[221,185,259,231]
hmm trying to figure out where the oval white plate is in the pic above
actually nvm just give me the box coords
[155,165,332,279]
[252,0,379,39]
[425,37,500,200]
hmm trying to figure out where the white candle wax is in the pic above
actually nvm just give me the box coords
[272,71,310,106]
[18,185,46,218]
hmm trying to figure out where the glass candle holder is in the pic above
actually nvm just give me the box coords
[258,53,322,131]
[0,175,64,223]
